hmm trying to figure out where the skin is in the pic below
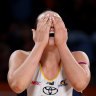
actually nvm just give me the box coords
[7,11,90,94]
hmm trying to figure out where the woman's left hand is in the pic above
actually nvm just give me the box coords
[52,16,68,46]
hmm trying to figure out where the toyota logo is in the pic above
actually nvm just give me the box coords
[43,86,58,95]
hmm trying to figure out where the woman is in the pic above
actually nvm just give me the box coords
[7,11,90,96]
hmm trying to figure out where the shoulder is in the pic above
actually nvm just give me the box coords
[9,50,30,67]
[72,51,90,67]
[10,50,30,59]
[72,51,88,58]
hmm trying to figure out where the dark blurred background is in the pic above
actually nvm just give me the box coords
[0,0,96,96]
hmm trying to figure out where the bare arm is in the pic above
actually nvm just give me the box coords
[58,45,90,92]
[7,15,52,93]
[8,44,45,93]
[53,15,90,92]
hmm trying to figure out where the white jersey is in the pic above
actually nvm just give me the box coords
[27,62,74,96]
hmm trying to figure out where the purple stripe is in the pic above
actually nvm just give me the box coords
[78,62,87,64]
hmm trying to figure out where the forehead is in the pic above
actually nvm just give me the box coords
[44,11,57,15]
[38,11,59,20]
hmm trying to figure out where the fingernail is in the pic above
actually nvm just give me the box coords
[46,14,49,17]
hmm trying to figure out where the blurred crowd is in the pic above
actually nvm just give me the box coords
[0,0,96,85]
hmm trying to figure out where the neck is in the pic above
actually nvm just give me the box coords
[40,45,60,70]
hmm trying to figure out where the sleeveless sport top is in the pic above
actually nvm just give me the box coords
[27,63,82,96]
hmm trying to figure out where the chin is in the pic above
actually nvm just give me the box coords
[48,38,55,46]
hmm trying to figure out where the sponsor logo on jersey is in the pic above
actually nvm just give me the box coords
[58,79,68,87]
[46,81,54,85]
[32,81,41,85]
[43,86,58,95]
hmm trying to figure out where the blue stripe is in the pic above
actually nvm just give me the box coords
[17,90,27,96]
[73,89,83,96]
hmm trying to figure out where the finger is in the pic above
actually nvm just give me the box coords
[37,15,49,30]
[53,16,64,26]
[37,14,49,26]
[36,14,52,34]
[43,15,50,25]
[45,17,52,32]
[38,16,52,36]
[39,15,49,23]
[52,16,65,30]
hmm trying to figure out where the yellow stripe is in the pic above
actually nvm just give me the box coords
[81,91,84,96]
[39,62,61,82]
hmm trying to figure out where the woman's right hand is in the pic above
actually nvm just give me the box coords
[32,15,52,48]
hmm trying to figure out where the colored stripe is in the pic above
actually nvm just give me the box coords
[78,62,87,64]
[39,62,61,82]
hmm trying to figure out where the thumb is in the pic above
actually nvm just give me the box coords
[32,29,36,33]
[32,29,36,40]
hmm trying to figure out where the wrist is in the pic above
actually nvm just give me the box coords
[34,42,46,50]
[56,41,67,47]
[57,42,68,49]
